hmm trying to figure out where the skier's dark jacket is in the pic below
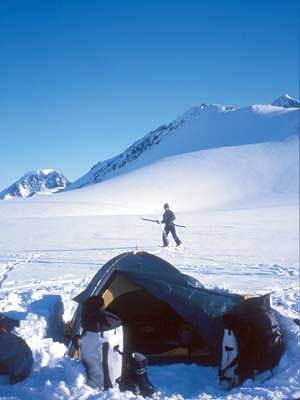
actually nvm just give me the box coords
[161,210,176,226]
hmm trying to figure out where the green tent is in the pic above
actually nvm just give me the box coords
[68,251,284,384]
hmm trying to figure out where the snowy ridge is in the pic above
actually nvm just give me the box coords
[69,97,299,190]
[0,134,298,218]
[272,94,300,108]
[0,169,70,200]
[71,118,186,189]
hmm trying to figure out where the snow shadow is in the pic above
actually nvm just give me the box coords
[28,295,65,342]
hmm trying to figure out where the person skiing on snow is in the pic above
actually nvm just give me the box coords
[160,203,182,247]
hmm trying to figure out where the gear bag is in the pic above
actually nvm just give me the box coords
[79,312,123,389]
[219,297,284,389]
[0,316,33,384]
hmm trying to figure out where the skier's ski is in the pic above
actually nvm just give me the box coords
[158,244,184,251]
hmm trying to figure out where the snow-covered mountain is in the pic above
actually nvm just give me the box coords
[69,95,299,190]
[1,134,297,218]
[272,94,300,108]
[0,169,70,200]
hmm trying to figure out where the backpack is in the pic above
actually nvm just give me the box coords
[79,311,124,389]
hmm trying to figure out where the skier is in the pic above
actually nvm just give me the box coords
[160,203,182,247]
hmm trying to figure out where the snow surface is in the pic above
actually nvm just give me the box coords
[0,134,299,399]
[0,204,299,400]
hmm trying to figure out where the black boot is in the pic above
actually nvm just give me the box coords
[131,352,155,397]
[118,354,140,395]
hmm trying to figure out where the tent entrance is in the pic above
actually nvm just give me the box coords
[104,275,213,365]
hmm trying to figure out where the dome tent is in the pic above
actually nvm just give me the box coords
[68,251,284,387]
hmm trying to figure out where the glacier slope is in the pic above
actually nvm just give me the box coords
[70,103,299,189]
[0,135,297,218]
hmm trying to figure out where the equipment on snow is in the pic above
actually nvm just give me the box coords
[77,295,155,395]
[79,295,124,390]
[130,352,155,397]
[67,251,284,390]
[218,306,284,388]
[118,352,155,397]
[0,314,33,384]
[219,328,239,389]
[79,316,124,389]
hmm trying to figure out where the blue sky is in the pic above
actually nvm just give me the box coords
[0,0,298,189]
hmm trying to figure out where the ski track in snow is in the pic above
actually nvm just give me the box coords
[0,254,34,290]
[0,206,299,400]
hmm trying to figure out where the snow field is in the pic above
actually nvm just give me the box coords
[0,203,299,400]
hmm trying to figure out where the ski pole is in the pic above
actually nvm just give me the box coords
[141,218,186,228]
[141,218,159,224]
[173,223,186,228]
